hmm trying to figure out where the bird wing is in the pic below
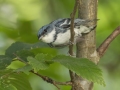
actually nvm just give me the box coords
[53,18,88,29]
[54,18,71,29]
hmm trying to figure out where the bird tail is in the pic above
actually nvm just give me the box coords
[73,19,99,34]
[89,24,97,30]
[74,19,99,26]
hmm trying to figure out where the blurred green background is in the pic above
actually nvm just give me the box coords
[0,0,120,90]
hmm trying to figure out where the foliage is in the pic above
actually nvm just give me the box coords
[27,54,51,72]
[0,70,32,90]
[0,41,105,89]
[0,55,12,69]
[52,55,105,86]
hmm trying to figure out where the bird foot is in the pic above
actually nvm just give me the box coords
[69,41,75,45]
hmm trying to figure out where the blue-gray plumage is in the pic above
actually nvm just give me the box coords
[38,18,97,47]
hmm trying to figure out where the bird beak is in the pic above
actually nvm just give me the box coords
[38,36,43,40]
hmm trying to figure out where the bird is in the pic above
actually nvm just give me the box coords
[37,18,97,48]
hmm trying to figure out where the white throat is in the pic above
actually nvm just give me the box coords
[41,29,56,43]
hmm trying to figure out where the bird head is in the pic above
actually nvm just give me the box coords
[37,25,49,40]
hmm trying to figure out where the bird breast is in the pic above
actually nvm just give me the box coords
[52,30,70,45]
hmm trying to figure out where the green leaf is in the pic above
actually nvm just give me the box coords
[27,54,52,72]
[16,50,35,62]
[0,70,13,76]
[52,55,105,86]
[31,48,57,56]
[0,84,16,90]
[35,53,54,61]
[9,73,32,90]
[0,70,32,90]
[0,55,12,69]
[14,64,32,75]
[5,42,48,58]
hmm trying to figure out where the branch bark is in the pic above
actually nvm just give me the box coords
[97,26,120,57]
[72,0,98,90]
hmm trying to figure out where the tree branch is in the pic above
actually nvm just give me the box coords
[97,26,120,57]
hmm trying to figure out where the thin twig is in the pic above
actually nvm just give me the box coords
[30,70,60,90]
[68,0,79,87]
[13,53,28,64]
[13,54,72,90]
[30,70,72,90]
[97,26,120,57]
[68,0,78,56]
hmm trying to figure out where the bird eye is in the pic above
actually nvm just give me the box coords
[42,29,47,35]
[44,29,47,33]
